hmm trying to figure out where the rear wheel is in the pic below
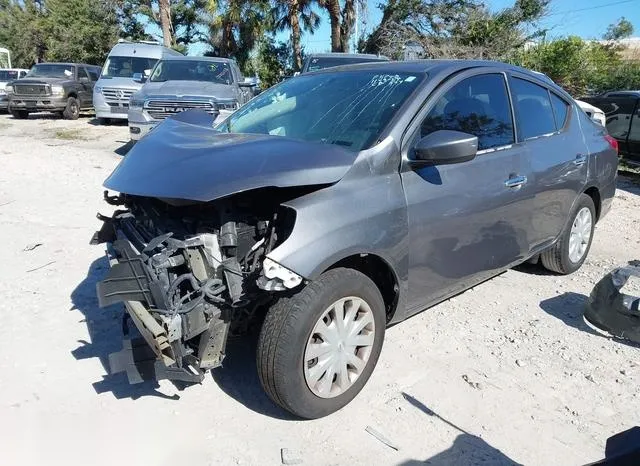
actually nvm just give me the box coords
[11,110,29,119]
[62,97,80,120]
[541,194,596,274]
[257,268,386,419]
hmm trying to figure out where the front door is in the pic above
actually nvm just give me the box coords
[400,70,531,316]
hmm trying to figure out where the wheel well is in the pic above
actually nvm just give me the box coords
[328,254,399,322]
[584,186,601,221]
[68,92,78,99]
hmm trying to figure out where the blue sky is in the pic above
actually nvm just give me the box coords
[284,0,640,53]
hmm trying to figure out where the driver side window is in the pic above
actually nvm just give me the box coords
[421,73,515,151]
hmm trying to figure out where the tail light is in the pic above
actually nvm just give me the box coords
[604,134,619,155]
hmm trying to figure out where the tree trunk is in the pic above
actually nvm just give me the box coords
[340,0,356,52]
[325,0,341,52]
[290,1,303,71]
[158,0,173,48]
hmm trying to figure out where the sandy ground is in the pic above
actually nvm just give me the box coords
[0,112,639,466]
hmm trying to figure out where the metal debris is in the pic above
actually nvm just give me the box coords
[280,448,303,465]
[365,425,399,451]
[26,261,55,273]
[23,243,43,251]
[461,374,482,390]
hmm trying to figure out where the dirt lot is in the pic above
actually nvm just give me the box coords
[0,112,638,466]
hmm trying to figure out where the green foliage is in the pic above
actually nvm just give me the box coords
[253,35,296,88]
[362,0,548,60]
[512,34,640,96]
[204,0,270,73]
[0,0,118,68]
[603,17,634,41]
[44,0,120,64]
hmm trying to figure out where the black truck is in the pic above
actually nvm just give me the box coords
[6,62,101,119]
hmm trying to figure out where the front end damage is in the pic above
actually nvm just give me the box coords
[92,189,304,384]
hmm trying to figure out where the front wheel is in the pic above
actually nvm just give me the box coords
[541,193,596,274]
[62,97,80,120]
[11,110,29,119]
[257,268,386,419]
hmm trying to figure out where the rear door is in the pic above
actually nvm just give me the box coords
[507,73,589,250]
[588,96,637,156]
[626,99,640,163]
[401,69,532,315]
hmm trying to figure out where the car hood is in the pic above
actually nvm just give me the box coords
[141,81,236,99]
[103,113,357,202]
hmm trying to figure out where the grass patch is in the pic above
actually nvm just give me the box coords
[53,129,87,140]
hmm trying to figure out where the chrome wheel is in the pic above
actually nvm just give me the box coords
[569,207,592,263]
[304,296,376,399]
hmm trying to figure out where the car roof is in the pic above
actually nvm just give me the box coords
[309,59,546,78]
[159,56,235,64]
[108,41,182,57]
[33,62,99,68]
[307,53,388,60]
[602,90,640,97]
[0,68,29,72]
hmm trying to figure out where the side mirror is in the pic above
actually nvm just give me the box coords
[411,130,478,165]
[238,78,255,88]
[132,73,145,83]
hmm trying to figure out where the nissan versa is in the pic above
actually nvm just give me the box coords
[93,61,618,419]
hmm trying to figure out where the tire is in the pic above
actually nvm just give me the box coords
[541,193,596,274]
[11,110,29,119]
[62,97,80,120]
[257,268,386,419]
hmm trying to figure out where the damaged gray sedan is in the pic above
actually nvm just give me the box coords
[94,61,618,418]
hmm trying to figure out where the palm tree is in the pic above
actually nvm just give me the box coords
[318,0,365,52]
[206,0,269,72]
[272,0,321,71]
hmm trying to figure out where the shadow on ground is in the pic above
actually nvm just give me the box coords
[70,256,180,400]
[114,140,135,156]
[539,292,640,348]
[398,393,521,465]
[617,173,640,196]
[211,333,295,421]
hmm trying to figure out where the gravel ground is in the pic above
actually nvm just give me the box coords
[0,112,639,466]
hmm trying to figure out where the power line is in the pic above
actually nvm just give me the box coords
[548,0,636,16]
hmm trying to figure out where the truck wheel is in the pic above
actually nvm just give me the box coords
[11,110,29,119]
[541,193,596,274]
[62,97,80,120]
[257,268,386,419]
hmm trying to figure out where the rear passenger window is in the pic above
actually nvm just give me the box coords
[550,93,569,129]
[629,106,640,142]
[510,77,556,140]
[421,73,515,150]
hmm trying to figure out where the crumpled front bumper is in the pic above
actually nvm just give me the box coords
[93,218,230,384]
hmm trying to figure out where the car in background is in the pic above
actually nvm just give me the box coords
[128,56,256,140]
[6,62,101,119]
[93,40,182,124]
[95,60,618,419]
[300,53,389,74]
[0,68,29,111]
[576,99,606,126]
[583,91,640,164]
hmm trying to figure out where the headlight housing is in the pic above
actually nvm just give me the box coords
[5,85,13,95]
[129,97,144,109]
[95,86,103,93]
[216,100,239,111]
[0,89,6,96]
[51,85,65,96]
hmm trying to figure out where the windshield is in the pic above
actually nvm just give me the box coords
[101,56,158,79]
[220,71,423,152]
[150,60,232,84]
[27,64,75,78]
[0,70,19,82]
[306,57,387,73]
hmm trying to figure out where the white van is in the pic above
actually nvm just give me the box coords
[93,40,182,123]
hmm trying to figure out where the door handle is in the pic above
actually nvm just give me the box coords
[574,154,587,166]
[504,175,527,188]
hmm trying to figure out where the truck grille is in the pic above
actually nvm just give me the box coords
[14,84,50,96]
[102,87,135,103]
[146,100,215,120]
